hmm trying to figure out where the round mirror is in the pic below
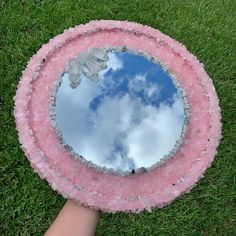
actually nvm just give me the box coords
[53,48,187,174]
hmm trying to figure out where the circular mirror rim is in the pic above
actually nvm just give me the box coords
[14,20,221,213]
[51,46,190,176]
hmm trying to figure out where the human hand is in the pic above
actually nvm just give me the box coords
[45,200,99,236]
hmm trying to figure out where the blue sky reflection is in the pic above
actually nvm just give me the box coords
[55,51,185,172]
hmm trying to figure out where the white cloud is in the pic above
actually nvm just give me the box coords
[125,94,184,168]
[128,73,161,101]
[99,52,123,79]
[106,52,123,71]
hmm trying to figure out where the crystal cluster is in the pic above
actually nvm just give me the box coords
[66,48,109,88]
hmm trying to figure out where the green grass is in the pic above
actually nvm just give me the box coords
[0,0,235,235]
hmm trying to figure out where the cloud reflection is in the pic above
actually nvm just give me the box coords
[55,51,185,172]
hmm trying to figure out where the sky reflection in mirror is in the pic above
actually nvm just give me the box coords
[55,50,185,173]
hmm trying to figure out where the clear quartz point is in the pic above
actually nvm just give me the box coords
[68,59,81,74]
[88,48,109,62]
[88,74,100,82]
[68,73,81,88]
[67,48,109,88]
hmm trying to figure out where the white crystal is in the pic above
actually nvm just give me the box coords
[68,59,81,74]
[67,48,109,88]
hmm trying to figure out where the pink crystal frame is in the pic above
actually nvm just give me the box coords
[14,20,221,213]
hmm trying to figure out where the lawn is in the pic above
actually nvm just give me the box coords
[0,0,235,235]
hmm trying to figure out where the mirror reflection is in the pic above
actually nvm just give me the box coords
[55,49,185,173]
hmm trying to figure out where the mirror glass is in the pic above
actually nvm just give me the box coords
[54,49,185,173]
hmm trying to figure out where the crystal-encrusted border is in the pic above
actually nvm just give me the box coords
[14,20,221,213]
